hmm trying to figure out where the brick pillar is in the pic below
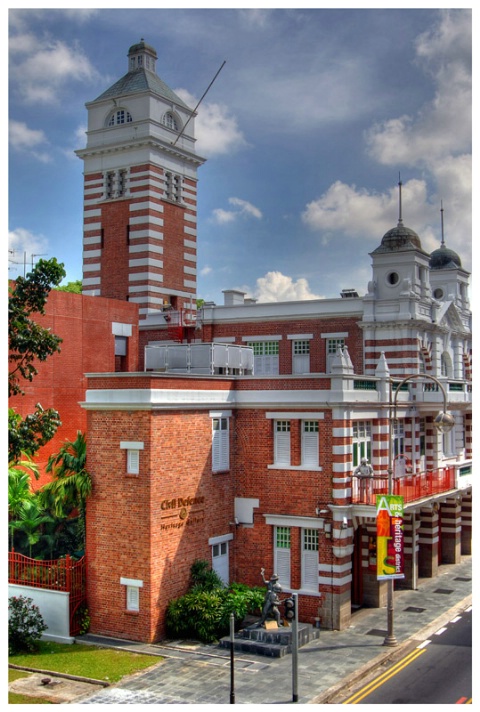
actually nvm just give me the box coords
[418,507,439,578]
[440,499,462,564]
[460,492,472,555]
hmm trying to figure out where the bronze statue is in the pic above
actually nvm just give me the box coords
[259,568,283,626]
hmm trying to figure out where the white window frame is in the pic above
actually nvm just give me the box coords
[248,340,280,375]
[352,421,372,468]
[274,526,291,589]
[211,412,230,473]
[326,337,345,373]
[120,441,144,476]
[292,339,311,374]
[274,420,291,466]
[120,577,143,612]
[301,528,319,592]
[302,420,319,467]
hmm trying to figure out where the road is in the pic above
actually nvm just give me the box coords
[342,606,472,704]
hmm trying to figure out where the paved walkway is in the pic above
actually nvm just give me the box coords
[76,556,472,704]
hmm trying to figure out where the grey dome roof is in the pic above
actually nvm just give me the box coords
[372,221,424,254]
[429,244,462,270]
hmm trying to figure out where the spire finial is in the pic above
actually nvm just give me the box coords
[440,201,445,247]
[398,173,403,226]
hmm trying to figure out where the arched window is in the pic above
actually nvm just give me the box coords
[107,109,133,127]
[162,112,180,132]
[441,352,452,378]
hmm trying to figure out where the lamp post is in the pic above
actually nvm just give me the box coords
[384,373,455,647]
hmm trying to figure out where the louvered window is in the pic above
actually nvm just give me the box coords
[302,421,319,466]
[293,340,310,374]
[126,585,140,612]
[127,449,140,475]
[248,341,279,375]
[301,529,319,591]
[212,417,229,472]
[274,420,291,465]
[274,527,291,588]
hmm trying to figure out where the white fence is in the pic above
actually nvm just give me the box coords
[145,343,254,375]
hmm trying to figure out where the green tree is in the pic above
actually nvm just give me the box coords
[56,280,82,294]
[8,458,38,551]
[39,432,92,551]
[8,258,66,463]
[9,498,54,558]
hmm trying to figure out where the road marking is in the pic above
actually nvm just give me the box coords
[456,697,468,704]
[435,627,447,635]
[342,648,427,704]
[450,616,462,623]
[417,640,431,649]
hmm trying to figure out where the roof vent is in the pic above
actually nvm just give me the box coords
[340,289,359,298]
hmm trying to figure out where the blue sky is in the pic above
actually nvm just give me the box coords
[8,5,472,305]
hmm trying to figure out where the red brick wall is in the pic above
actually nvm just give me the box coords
[8,290,139,486]
[86,406,236,642]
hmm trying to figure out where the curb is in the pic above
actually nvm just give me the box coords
[309,593,473,704]
[8,664,110,688]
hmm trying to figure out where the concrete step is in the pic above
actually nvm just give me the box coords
[219,623,319,657]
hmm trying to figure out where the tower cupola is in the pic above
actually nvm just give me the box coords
[128,39,157,73]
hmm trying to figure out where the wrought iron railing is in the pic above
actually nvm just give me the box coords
[351,466,456,505]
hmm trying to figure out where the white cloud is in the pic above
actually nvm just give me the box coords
[302,10,471,269]
[212,197,263,224]
[9,120,52,163]
[249,271,323,303]
[200,266,212,276]
[10,36,100,104]
[174,88,247,157]
[302,179,428,242]
[366,10,471,167]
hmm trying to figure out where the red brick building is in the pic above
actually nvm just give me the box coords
[10,41,472,642]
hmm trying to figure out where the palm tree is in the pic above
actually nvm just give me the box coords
[9,498,54,558]
[8,457,39,551]
[39,432,92,551]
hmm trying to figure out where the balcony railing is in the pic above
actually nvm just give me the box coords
[351,466,456,505]
[144,342,254,375]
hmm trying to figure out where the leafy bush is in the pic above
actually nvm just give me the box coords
[166,561,266,643]
[9,595,47,654]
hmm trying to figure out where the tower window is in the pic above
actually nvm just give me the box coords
[107,109,133,127]
[387,271,399,286]
[165,171,182,202]
[434,288,444,299]
[162,112,180,131]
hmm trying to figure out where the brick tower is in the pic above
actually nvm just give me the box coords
[76,40,205,321]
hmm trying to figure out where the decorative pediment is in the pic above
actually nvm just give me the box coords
[436,301,467,333]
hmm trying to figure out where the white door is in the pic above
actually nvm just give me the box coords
[212,541,229,584]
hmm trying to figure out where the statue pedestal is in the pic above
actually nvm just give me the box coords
[218,622,319,658]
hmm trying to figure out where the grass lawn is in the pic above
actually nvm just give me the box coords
[9,640,162,683]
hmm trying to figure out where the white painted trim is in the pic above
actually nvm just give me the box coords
[241,335,282,342]
[266,412,325,419]
[287,334,314,340]
[120,577,144,587]
[120,441,144,450]
[209,410,232,418]
[208,533,234,546]
[321,332,349,338]
[264,514,325,528]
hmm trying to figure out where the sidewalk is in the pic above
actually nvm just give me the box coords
[77,555,472,705]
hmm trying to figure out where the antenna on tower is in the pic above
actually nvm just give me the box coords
[172,60,226,147]
[398,172,403,226]
[440,201,445,247]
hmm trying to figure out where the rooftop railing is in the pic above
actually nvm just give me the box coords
[144,342,254,375]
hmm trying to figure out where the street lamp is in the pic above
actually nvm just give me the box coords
[384,373,455,647]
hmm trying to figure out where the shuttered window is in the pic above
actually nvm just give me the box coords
[302,421,319,466]
[127,449,140,475]
[301,529,319,591]
[293,340,310,374]
[212,417,229,472]
[274,420,291,465]
[274,526,291,588]
[248,341,279,375]
[126,585,140,612]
